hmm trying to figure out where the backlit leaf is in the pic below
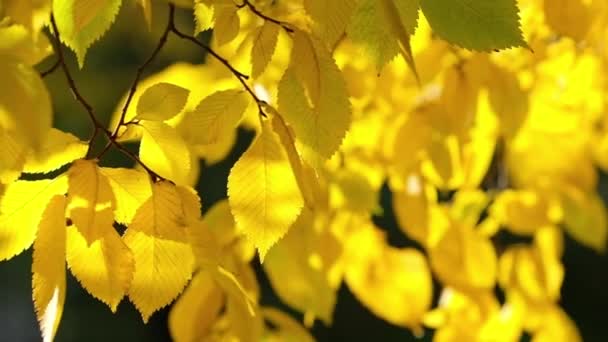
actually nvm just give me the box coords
[0,57,52,151]
[348,0,419,69]
[53,0,122,67]
[124,229,195,322]
[213,4,240,46]
[100,167,151,225]
[250,21,280,78]
[280,32,352,166]
[228,120,303,260]
[169,272,224,342]
[181,89,249,145]
[66,226,134,311]
[0,176,67,260]
[32,196,67,342]
[420,0,527,51]
[130,181,201,241]
[304,0,358,49]
[67,159,116,244]
[139,121,191,184]
[136,83,190,121]
[24,128,87,174]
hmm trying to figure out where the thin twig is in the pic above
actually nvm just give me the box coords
[40,59,61,77]
[49,14,163,181]
[169,15,267,117]
[238,0,293,33]
[50,15,107,133]
[110,4,175,141]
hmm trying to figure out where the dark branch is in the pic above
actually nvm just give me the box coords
[169,9,267,117]
[238,0,293,33]
[50,15,106,132]
[111,3,175,141]
[49,14,163,181]
[40,58,61,77]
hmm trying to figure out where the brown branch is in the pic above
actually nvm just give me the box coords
[49,14,163,181]
[50,15,107,134]
[169,12,267,117]
[110,4,175,141]
[238,0,293,33]
[40,58,61,77]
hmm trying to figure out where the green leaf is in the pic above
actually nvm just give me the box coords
[136,83,190,121]
[53,0,122,67]
[348,0,419,70]
[420,0,527,51]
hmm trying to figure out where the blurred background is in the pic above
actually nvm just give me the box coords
[1,2,607,341]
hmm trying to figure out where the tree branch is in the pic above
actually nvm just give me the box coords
[168,9,267,117]
[110,3,175,141]
[40,58,61,77]
[238,0,293,33]
[49,14,163,181]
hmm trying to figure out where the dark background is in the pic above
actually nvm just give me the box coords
[2,3,606,341]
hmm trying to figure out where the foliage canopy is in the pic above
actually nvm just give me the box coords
[0,0,606,341]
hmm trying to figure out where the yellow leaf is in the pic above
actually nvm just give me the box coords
[250,21,280,78]
[345,223,432,332]
[430,222,497,291]
[52,0,122,67]
[181,89,249,145]
[0,56,52,151]
[263,208,338,324]
[66,226,134,311]
[100,167,152,225]
[213,4,240,46]
[124,229,195,322]
[560,186,607,252]
[136,83,190,121]
[279,36,352,165]
[271,113,317,209]
[390,111,432,174]
[304,0,358,49]
[2,0,52,36]
[186,219,221,267]
[23,128,88,174]
[67,159,116,244]
[0,23,53,65]
[169,272,224,342]
[32,196,67,342]
[378,0,418,79]
[544,0,592,41]
[348,0,419,69]
[290,31,321,106]
[262,307,315,342]
[228,120,304,260]
[0,176,67,260]
[139,121,191,183]
[130,181,201,241]
[490,190,556,235]
[392,173,447,247]
[498,244,563,304]
[213,265,256,317]
[0,128,27,184]
[194,1,214,34]
[532,306,582,342]
[485,65,528,138]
